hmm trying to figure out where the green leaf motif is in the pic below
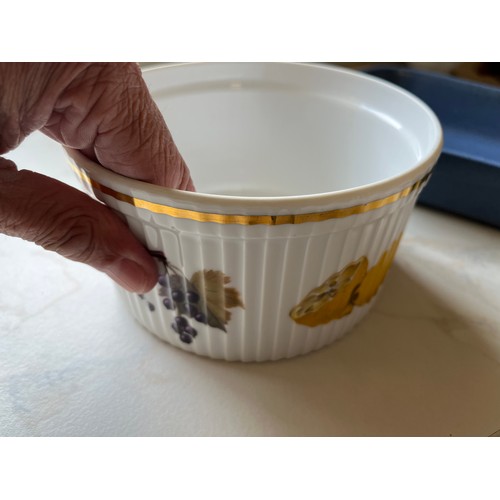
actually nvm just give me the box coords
[191,270,244,332]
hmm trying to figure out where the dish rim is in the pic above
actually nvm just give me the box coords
[66,62,443,213]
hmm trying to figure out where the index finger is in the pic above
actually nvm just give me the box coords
[42,62,195,191]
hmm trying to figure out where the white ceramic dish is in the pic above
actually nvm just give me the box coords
[67,62,442,362]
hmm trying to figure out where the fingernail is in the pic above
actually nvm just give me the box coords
[105,258,156,293]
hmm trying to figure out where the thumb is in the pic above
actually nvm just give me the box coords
[0,157,158,293]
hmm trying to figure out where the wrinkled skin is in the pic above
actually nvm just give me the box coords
[0,63,194,293]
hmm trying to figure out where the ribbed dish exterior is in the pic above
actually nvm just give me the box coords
[98,183,423,362]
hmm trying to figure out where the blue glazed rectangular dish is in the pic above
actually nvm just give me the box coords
[363,66,500,229]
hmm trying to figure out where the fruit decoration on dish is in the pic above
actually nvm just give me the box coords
[290,234,402,327]
[141,251,244,345]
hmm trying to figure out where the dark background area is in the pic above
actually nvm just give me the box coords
[336,62,500,87]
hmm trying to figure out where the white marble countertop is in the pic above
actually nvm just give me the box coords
[1,132,500,436]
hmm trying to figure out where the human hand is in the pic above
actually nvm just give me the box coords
[0,63,194,293]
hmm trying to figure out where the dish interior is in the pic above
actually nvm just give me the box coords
[145,63,438,198]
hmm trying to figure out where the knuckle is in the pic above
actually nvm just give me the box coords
[49,216,96,261]
[0,169,117,267]
[38,208,104,264]
[0,167,30,236]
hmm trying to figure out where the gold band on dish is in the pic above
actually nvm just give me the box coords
[70,162,430,226]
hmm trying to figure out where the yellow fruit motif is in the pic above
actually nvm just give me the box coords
[289,233,403,328]
[351,235,402,307]
[289,257,368,327]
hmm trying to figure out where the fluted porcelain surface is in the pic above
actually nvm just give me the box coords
[116,190,419,361]
[66,63,442,361]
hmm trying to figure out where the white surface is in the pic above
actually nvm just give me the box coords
[2,132,500,436]
[144,63,441,197]
[71,136,424,361]
[66,63,442,361]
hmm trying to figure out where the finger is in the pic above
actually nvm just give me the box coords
[41,63,195,191]
[0,157,159,293]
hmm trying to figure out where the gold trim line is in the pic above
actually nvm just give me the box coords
[70,162,430,226]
